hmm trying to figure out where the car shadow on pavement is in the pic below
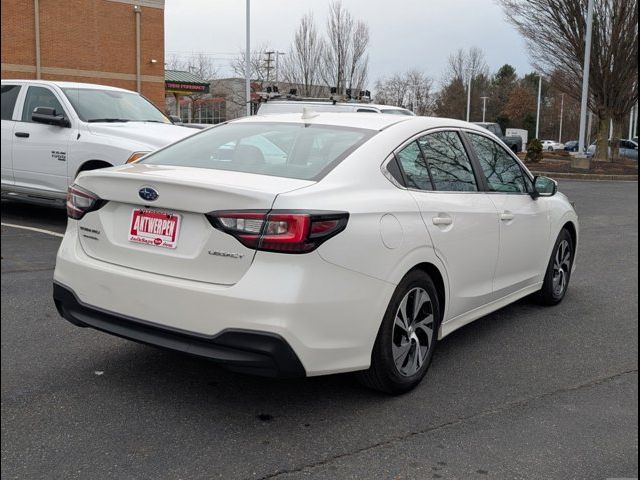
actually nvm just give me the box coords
[72,293,552,409]
[1,199,68,232]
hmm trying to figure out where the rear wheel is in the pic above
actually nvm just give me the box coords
[535,229,574,305]
[358,270,441,394]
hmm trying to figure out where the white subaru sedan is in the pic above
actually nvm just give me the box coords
[53,113,579,394]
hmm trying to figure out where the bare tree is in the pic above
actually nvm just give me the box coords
[231,42,273,84]
[499,0,639,160]
[376,70,433,115]
[407,70,434,115]
[346,20,370,93]
[281,13,325,97]
[374,73,411,107]
[321,1,370,94]
[165,53,218,122]
[444,47,489,85]
[166,53,218,81]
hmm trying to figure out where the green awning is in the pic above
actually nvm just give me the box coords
[165,70,210,94]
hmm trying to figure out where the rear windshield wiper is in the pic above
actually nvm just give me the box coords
[87,118,130,123]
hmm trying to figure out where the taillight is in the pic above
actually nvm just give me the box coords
[66,184,106,220]
[207,210,349,253]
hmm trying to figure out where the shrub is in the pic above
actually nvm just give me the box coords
[526,138,544,163]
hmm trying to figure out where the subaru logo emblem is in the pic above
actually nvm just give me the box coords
[139,187,159,202]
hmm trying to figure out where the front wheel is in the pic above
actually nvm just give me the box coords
[535,229,574,305]
[357,270,441,394]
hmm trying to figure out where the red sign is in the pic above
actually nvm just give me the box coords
[165,82,210,93]
[129,209,181,249]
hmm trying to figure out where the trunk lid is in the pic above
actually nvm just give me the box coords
[76,164,314,285]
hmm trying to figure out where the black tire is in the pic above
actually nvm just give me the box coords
[75,160,112,179]
[357,270,441,395]
[535,229,574,306]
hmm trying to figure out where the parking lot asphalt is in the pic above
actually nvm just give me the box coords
[1,180,638,480]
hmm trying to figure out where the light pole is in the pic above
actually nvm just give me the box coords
[465,68,475,122]
[558,93,565,143]
[535,74,542,139]
[577,0,595,156]
[274,51,285,86]
[245,0,251,116]
[481,96,489,123]
[411,83,420,114]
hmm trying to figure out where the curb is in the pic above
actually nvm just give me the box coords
[529,171,638,182]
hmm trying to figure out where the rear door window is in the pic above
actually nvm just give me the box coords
[395,141,433,190]
[417,131,478,192]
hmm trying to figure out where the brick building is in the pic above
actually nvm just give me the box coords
[1,0,166,107]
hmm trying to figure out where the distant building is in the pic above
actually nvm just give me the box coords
[168,77,334,125]
[164,69,216,121]
[211,78,262,120]
[1,0,166,107]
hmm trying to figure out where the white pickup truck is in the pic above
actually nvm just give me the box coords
[1,80,196,205]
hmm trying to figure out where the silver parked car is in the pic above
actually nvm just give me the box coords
[587,139,638,160]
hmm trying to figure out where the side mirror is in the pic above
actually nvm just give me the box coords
[168,115,182,124]
[32,107,70,127]
[532,175,557,199]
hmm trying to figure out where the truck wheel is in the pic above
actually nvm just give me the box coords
[75,160,112,179]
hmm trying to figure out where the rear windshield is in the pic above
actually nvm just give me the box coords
[140,122,375,180]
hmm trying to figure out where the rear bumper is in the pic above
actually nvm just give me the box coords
[54,283,305,378]
[53,221,396,376]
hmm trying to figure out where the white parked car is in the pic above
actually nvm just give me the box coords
[541,140,565,151]
[53,113,579,394]
[258,100,414,116]
[1,80,195,205]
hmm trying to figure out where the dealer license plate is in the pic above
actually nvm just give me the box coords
[128,209,181,249]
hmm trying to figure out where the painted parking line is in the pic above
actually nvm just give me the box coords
[1,222,64,238]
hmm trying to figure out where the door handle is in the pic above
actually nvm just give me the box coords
[500,211,515,222]
[432,215,453,226]
[15,132,29,138]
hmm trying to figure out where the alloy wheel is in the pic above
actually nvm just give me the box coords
[392,287,435,377]
[552,239,571,297]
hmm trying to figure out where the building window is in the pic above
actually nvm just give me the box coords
[182,99,226,124]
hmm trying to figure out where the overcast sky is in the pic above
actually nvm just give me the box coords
[164,0,533,86]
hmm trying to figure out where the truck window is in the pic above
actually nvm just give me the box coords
[1,85,21,120]
[21,86,67,122]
